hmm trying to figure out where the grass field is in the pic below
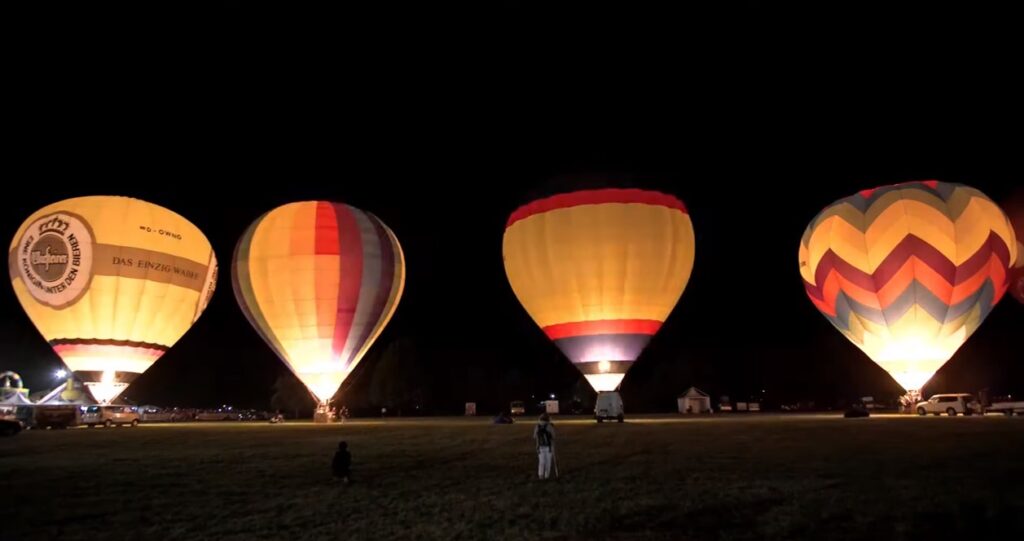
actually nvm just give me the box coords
[2,414,1023,541]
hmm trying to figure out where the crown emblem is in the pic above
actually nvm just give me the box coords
[38,216,70,236]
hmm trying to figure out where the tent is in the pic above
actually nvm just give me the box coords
[36,381,94,405]
[677,387,712,414]
[0,392,35,406]
[1,371,30,405]
[1,388,36,426]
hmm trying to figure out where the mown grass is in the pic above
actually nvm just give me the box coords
[2,414,1022,541]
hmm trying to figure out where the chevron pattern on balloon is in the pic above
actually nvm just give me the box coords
[798,181,1017,392]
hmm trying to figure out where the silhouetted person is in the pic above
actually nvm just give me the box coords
[534,413,556,479]
[332,441,351,483]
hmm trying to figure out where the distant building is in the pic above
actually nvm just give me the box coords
[677,387,712,414]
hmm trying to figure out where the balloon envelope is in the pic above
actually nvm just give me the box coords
[503,189,695,392]
[232,201,405,404]
[799,181,1017,392]
[8,196,218,403]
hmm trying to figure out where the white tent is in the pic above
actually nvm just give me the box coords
[0,371,31,407]
[0,391,35,406]
[36,381,94,405]
[677,387,712,414]
[0,389,34,423]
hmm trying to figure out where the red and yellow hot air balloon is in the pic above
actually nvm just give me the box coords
[503,189,695,393]
[232,201,405,406]
[8,196,218,404]
[799,181,1017,399]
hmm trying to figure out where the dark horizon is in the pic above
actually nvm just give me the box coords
[2,141,1021,413]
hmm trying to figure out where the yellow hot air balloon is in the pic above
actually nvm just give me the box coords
[8,196,218,404]
[231,201,405,407]
[799,181,1017,400]
[503,188,695,394]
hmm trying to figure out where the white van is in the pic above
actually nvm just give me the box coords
[595,391,624,423]
[82,405,140,427]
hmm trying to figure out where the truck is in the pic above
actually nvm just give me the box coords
[915,393,981,416]
[985,397,1024,416]
[33,405,81,429]
[595,391,624,423]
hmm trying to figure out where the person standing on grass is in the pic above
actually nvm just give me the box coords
[534,413,556,480]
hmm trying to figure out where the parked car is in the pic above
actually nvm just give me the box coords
[82,405,141,427]
[140,407,175,422]
[0,418,23,436]
[915,394,980,416]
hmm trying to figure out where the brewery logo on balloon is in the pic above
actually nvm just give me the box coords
[13,212,94,308]
[9,196,218,405]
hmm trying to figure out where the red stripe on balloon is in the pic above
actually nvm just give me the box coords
[807,233,1012,301]
[314,202,341,255]
[506,189,687,229]
[331,204,364,362]
[542,319,663,340]
[857,180,940,199]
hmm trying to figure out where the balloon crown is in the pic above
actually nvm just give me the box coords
[38,216,70,236]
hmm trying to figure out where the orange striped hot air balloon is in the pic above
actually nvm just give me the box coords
[232,201,405,406]
[799,181,1017,398]
[8,196,218,404]
[503,189,695,394]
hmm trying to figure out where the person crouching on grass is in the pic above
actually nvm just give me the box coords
[332,441,351,484]
[534,413,556,480]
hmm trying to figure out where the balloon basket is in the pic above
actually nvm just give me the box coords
[313,404,336,424]
[899,390,922,413]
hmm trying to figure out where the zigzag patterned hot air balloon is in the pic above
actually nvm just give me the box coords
[8,196,218,404]
[232,201,405,406]
[503,189,695,393]
[799,181,1017,396]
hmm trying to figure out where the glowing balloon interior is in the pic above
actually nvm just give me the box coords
[799,181,1017,394]
[232,201,405,405]
[8,196,218,404]
[503,189,695,392]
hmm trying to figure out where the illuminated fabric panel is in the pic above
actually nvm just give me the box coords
[232,201,405,403]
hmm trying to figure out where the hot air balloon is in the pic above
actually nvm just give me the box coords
[232,201,405,410]
[8,196,218,404]
[799,181,1017,402]
[1003,188,1024,304]
[503,188,696,400]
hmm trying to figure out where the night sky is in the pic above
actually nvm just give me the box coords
[3,2,1020,413]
